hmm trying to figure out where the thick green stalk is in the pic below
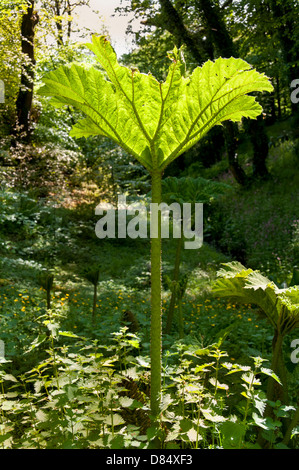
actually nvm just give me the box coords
[267,331,284,404]
[92,283,97,324]
[165,229,183,334]
[258,331,284,447]
[282,400,299,447]
[178,298,184,339]
[150,170,162,422]
[46,288,51,310]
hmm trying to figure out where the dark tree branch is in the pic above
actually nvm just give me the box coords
[220,0,233,10]
[196,0,237,57]
[12,0,39,143]
[154,0,208,63]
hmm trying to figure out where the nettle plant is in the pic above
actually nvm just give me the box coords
[39,36,273,430]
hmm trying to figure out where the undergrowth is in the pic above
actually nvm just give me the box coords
[1,310,296,449]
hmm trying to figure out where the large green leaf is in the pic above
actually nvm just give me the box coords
[39,36,273,173]
[157,57,273,170]
[161,176,232,205]
[38,62,153,171]
[212,261,257,309]
[212,262,299,333]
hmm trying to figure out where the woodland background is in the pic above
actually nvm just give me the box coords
[0,0,298,450]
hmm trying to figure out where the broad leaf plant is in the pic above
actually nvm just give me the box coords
[39,36,273,433]
[160,176,232,334]
[213,262,299,400]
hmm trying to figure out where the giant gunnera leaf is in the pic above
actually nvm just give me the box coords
[39,35,273,174]
[213,262,299,335]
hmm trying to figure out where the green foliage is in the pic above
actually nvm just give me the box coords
[38,270,54,309]
[0,238,298,449]
[39,35,273,173]
[81,266,100,324]
[161,176,232,205]
[0,318,293,449]
[213,261,299,416]
[38,35,272,430]
[213,261,299,335]
[0,0,28,131]
[82,266,100,287]
[2,21,297,449]
[160,176,233,335]
[38,271,54,292]
[208,143,299,282]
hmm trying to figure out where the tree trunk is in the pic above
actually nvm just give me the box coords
[276,75,281,119]
[150,1,271,184]
[248,115,270,180]
[197,0,250,184]
[54,0,64,46]
[198,0,270,182]
[157,0,207,63]
[13,0,38,143]
[197,0,237,57]
[224,122,249,186]
[270,0,299,113]
[66,0,72,40]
